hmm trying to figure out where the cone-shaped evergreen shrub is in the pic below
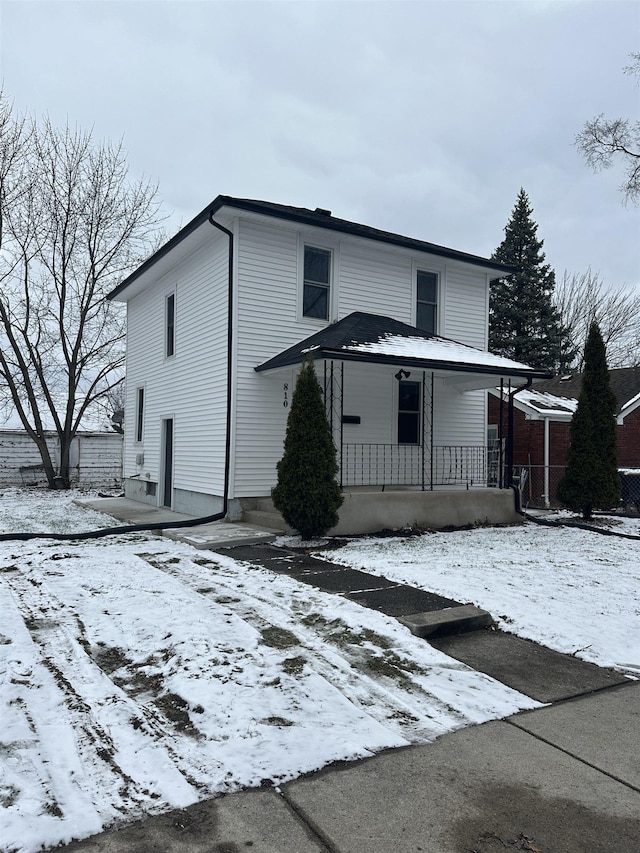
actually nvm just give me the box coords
[557,322,620,518]
[272,359,343,539]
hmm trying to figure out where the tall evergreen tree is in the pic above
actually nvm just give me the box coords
[272,359,343,539]
[490,189,573,371]
[557,322,620,519]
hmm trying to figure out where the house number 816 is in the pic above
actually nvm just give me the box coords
[283,383,289,408]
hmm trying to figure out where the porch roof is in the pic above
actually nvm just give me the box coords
[255,312,552,387]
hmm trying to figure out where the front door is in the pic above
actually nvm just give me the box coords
[162,418,174,508]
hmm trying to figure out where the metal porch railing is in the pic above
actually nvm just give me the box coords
[341,444,494,489]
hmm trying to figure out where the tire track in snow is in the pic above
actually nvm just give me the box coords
[143,551,479,744]
[1,558,220,819]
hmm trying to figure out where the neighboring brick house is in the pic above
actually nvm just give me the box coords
[489,368,640,507]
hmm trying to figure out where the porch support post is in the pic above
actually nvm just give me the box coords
[329,360,334,435]
[506,376,533,490]
[421,371,426,491]
[498,379,504,489]
[430,372,434,491]
[506,380,514,488]
[339,361,344,489]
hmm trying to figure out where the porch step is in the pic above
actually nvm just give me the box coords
[241,509,291,533]
[399,605,493,639]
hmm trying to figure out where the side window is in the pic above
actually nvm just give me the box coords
[303,245,331,320]
[166,292,175,357]
[398,380,421,444]
[416,270,438,334]
[135,387,144,443]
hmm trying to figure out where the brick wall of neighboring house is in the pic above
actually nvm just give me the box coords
[618,407,640,468]
[488,394,639,506]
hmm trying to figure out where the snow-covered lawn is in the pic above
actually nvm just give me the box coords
[311,515,640,676]
[1,491,638,853]
[1,489,540,853]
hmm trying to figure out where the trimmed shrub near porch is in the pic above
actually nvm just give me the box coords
[272,359,343,539]
[557,322,620,518]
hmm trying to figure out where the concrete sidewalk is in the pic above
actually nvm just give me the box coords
[60,681,640,852]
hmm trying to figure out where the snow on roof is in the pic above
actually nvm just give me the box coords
[341,333,536,372]
[512,388,579,416]
[257,312,550,379]
[620,390,640,414]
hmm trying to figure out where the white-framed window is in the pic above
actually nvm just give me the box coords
[416,269,438,334]
[303,245,331,320]
[165,292,176,357]
[135,386,145,443]
[398,380,421,445]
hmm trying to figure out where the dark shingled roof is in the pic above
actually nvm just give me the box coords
[108,195,515,300]
[530,367,640,415]
[255,312,549,380]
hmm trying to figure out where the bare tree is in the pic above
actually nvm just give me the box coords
[554,269,640,371]
[101,379,126,434]
[575,53,640,205]
[0,94,162,487]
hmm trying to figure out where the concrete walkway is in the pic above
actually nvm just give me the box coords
[60,497,640,852]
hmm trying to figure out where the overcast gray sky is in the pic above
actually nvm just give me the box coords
[1,0,639,290]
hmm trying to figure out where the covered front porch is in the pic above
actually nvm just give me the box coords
[256,312,550,501]
[321,358,500,491]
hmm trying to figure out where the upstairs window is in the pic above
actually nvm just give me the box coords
[398,380,421,445]
[303,245,331,320]
[416,270,438,334]
[165,292,175,357]
[135,387,144,443]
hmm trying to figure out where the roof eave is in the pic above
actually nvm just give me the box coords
[256,347,551,381]
[108,194,516,300]
[213,197,515,275]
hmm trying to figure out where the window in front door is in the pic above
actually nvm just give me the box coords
[398,380,421,444]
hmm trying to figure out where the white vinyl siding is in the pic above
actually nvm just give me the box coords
[338,242,413,323]
[233,220,316,497]
[122,210,492,502]
[432,383,487,448]
[123,231,229,495]
[231,221,491,497]
[442,266,489,349]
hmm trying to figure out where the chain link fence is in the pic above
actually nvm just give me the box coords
[620,470,640,513]
[513,464,640,514]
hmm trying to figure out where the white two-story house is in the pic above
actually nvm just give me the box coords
[108,196,547,531]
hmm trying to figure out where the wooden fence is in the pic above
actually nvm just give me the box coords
[0,431,123,489]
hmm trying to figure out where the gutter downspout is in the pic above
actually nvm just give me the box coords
[543,416,550,508]
[208,212,234,520]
